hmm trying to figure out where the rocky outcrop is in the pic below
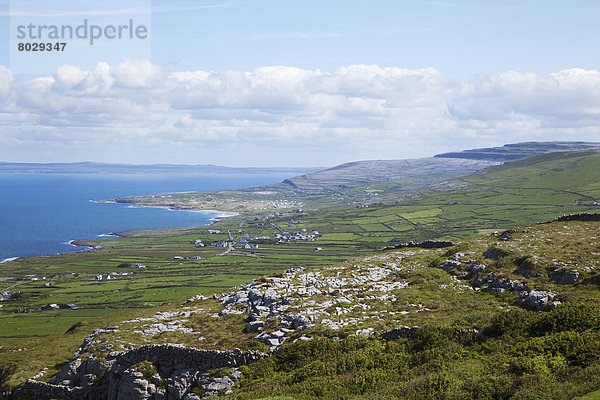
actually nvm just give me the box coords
[430,254,566,311]
[255,329,291,348]
[472,272,526,293]
[433,256,525,294]
[380,326,419,341]
[197,369,242,398]
[18,343,263,400]
[518,290,560,311]
[212,263,408,345]
[549,269,579,285]
[281,314,312,331]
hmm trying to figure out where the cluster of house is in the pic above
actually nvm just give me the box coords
[96,271,132,281]
[216,237,261,250]
[172,256,204,261]
[41,303,78,310]
[275,228,320,244]
[261,212,282,220]
[25,275,47,281]
[0,291,18,301]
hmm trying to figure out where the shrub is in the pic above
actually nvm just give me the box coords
[529,304,600,336]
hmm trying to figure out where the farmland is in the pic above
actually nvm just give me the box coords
[1,149,600,397]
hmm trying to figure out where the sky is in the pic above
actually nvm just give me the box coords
[1,0,600,167]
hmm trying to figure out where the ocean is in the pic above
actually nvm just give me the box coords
[0,173,294,261]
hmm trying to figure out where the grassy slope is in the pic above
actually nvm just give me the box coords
[224,219,600,399]
[1,150,600,392]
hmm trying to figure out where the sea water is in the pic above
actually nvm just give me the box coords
[0,173,294,261]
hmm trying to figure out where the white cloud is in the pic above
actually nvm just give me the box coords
[1,60,600,165]
[111,58,166,88]
[54,65,86,89]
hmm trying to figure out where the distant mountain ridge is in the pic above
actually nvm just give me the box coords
[0,162,321,175]
[435,141,600,161]
[280,157,498,192]
[278,141,600,192]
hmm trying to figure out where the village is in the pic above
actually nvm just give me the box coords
[203,209,321,252]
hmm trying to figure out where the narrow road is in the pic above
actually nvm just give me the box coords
[218,244,234,256]
[1,280,26,293]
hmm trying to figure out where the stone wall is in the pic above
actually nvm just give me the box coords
[540,213,600,224]
[13,345,263,400]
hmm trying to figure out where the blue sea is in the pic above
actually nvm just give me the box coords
[0,173,293,261]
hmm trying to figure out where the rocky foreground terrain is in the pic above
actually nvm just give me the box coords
[8,216,600,399]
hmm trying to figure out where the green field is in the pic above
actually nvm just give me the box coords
[2,151,600,342]
[2,150,600,396]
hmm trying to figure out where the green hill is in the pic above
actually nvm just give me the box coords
[2,148,600,398]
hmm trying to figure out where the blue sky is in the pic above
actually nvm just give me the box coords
[1,1,600,166]
[148,0,600,78]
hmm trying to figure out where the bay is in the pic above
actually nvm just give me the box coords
[0,172,293,261]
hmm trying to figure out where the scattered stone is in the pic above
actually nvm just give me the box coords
[499,231,512,241]
[292,336,313,342]
[355,327,374,336]
[182,294,207,305]
[472,272,525,293]
[197,368,242,398]
[456,328,481,341]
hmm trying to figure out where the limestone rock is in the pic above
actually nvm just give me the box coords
[549,269,579,285]
[518,290,561,311]
[380,326,419,341]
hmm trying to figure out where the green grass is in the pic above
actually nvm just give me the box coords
[579,390,600,399]
[2,150,600,392]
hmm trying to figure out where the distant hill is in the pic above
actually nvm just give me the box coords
[278,141,600,192]
[0,161,321,175]
[434,141,600,161]
[279,157,498,192]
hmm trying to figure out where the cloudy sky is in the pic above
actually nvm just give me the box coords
[1,0,600,167]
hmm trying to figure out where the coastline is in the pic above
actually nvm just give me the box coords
[3,204,240,263]
[72,205,238,243]
[96,199,240,218]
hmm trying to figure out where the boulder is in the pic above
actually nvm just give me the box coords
[245,321,265,333]
[549,269,579,285]
[466,263,485,277]
[518,290,560,311]
[438,259,462,272]
[380,326,419,341]
[282,314,312,330]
